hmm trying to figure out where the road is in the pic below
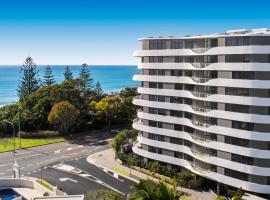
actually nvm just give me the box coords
[0,129,135,196]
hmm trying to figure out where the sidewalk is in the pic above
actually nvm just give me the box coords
[87,148,216,200]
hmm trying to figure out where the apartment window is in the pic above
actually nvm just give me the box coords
[232,71,254,79]
[231,154,253,165]
[225,87,249,96]
[225,104,249,113]
[225,136,249,147]
[174,152,183,158]
[149,40,166,49]
[232,121,254,131]
[224,169,248,181]
[225,37,250,46]
[174,124,183,131]
[170,137,183,145]
[171,40,183,49]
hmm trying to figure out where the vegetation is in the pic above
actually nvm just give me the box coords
[0,137,65,152]
[64,65,73,81]
[111,167,130,177]
[48,101,80,134]
[17,56,40,98]
[85,189,124,200]
[128,179,177,200]
[231,188,245,200]
[43,65,55,86]
[36,179,54,191]
[0,56,138,146]
[90,95,121,127]
[216,196,225,200]
[112,129,138,159]
[79,63,94,96]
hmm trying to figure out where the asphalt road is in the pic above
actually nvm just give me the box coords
[29,157,134,195]
[0,128,135,196]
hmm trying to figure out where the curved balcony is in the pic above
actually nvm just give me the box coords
[190,47,211,53]
[190,134,212,143]
[190,63,212,69]
[191,77,212,83]
[190,91,212,98]
[191,120,212,128]
[191,106,211,113]
[134,95,141,100]
[190,162,211,174]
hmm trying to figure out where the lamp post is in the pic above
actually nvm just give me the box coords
[3,119,19,178]
[18,105,21,149]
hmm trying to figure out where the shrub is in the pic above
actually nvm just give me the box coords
[19,130,59,138]
[216,195,225,200]
[48,101,80,134]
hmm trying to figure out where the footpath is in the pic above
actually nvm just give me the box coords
[87,148,217,200]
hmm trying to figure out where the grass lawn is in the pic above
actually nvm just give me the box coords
[111,167,130,177]
[36,179,54,191]
[0,137,65,153]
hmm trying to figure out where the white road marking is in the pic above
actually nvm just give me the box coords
[59,178,78,183]
[113,173,119,179]
[54,150,60,154]
[0,163,13,167]
[67,147,73,151]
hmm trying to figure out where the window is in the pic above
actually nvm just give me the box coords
[171,40,183,49]
[224,169,248,181]
[170,137,183,145]
[174,152,183,158]
[149,40,166,49]
[232,121,254,131]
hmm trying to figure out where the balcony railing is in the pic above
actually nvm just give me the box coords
[134,95,141,100]
[190,91,211,98]
[190,134,211,143]
[191,47,211,53]
[191,120,211,128]
[133,140,142,149]
[191,77,211,83]
[190,63,212,69]
[191,148,213,158]
[191,106,211,113]
[190,162,210,174]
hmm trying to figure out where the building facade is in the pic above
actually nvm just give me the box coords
[132,28,270,194]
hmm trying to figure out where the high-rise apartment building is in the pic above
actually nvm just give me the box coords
[132,28,270,195]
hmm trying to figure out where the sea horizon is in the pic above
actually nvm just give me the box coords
[0,65,139,106]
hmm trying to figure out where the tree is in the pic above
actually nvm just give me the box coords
[43,65,55,86]
[93,81,104,101]
[95,81,103,95]
[79,63,93,95]
[48,101,80,134]
[128,179,175,200]
[119,87,138,99]
[86,189,124,200]
[89,95,121,127]
[127,154,135,175]
[64,66,73,81]
[147,161,160,176]
[17,56,40,98]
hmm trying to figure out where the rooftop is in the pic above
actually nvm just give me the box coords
[139,28,270,40]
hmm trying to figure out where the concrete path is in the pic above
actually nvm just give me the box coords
[87,148,217,200]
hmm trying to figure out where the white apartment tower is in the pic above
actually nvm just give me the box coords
[132,28,270,195]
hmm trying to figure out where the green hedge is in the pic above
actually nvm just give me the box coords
[19,130,59,138]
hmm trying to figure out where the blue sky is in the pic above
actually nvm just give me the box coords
[0,0,269,65]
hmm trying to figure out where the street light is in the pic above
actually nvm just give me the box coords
[3,119,19,178]
[17,105,22,149]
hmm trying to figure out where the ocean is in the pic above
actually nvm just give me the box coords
[0,65,139,106]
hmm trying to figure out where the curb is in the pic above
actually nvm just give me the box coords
[86,155,139,183]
